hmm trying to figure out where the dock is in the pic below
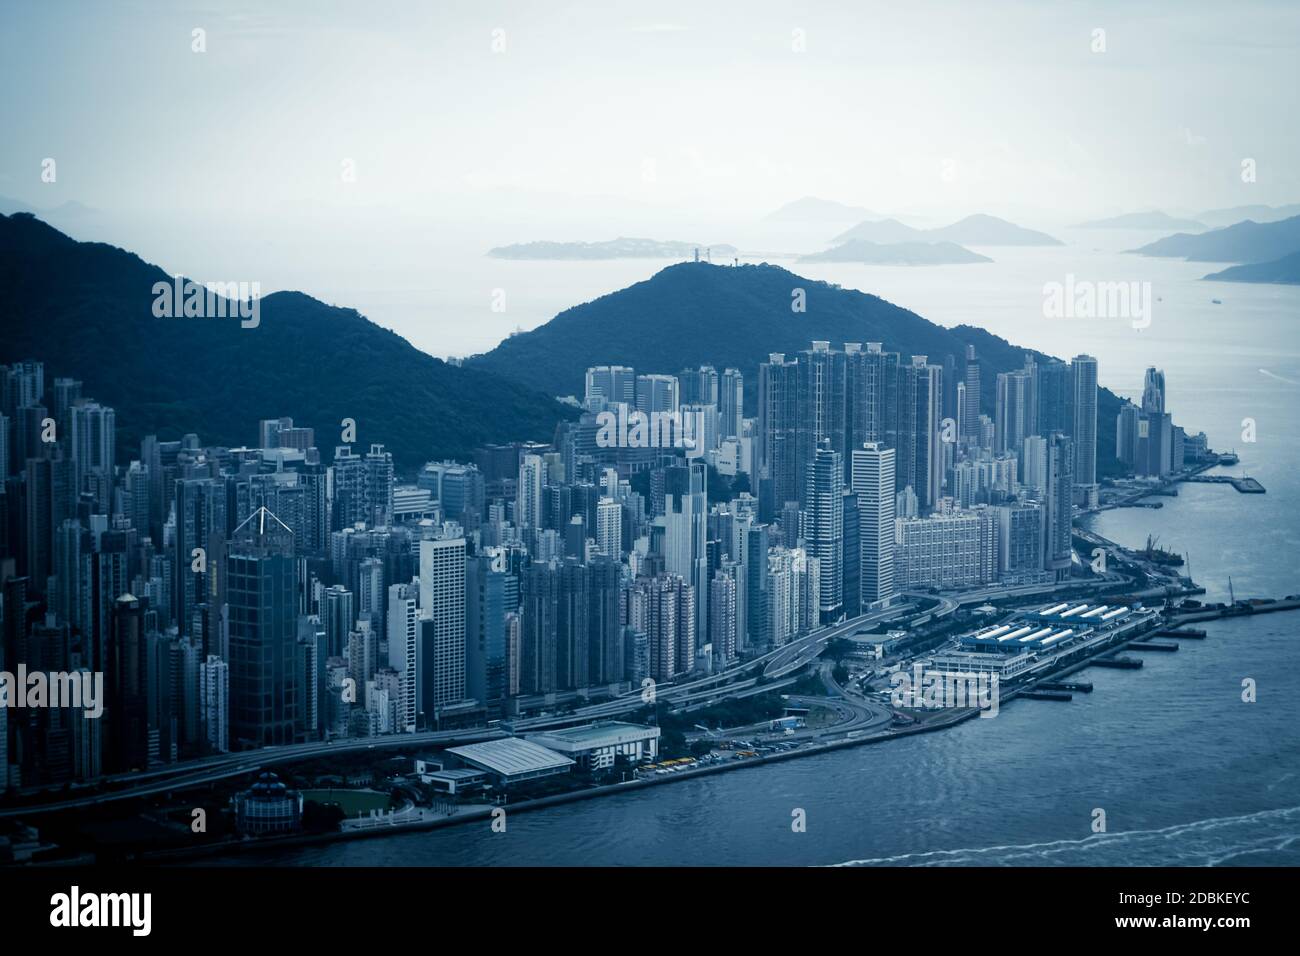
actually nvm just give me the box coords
[1022,690,1072,701]
[1157,628,1206,639]
[1038,680,1093,693]
[1093,656,1143,669]
[1128,640,1179,652]
[1182,475,1266,493]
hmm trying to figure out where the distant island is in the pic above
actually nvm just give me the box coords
[763,196,881,222]
[1195,203,1300,229]
[798,239,992,265]
[1075,211,1205,231]
[1128,214,1300,263]
[488,238,738,260]
[833,213,1062,247]
[1203,250,1300,285]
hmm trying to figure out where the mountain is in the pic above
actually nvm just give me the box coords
[797,240,992,265]
[764,197,881,222]
[0,213,574,469]
[1196,204,1300,229]
[828,218,924,244]
[1203,250,1300,284]
[466,260,1127,476]
[834,213,1062,246]
[1074,211,1204,230]
[1128,215,1300,263]
[488,238,737,260]
[0,194,98,222]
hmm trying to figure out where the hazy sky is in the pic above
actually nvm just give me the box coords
[4,0,1298,223]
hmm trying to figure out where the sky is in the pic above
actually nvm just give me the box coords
[2,0,1298,354]
[4,0,1298,219]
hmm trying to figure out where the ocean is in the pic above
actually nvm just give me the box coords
[199,228,1300,866]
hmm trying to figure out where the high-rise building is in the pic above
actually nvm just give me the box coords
[1141,367,1166,414]
[516,454,546,532]
[1071,355,1099,489]
[710,566,738,663]
[757,353,799,519]
[596,496,622,559]
[584,365,636,409]
[719,368,744,439]
[994,369,1034,455]
[386,582,419,732]
[225,507,301,749]
[69,400,115,509]
[663,462,708,649]
[745,522,771,648]
[635,374,679,417]
[961,345,981,440]
[996,502,1044,583]
[852,442,896,607]
[796,342,846,504]
[418,529,467,716]
[200,654,229,753]
[1036,359,1071,437]
[1116,402,1140,467]
[804,439,844,622]
[898,356,943,511]
[1043,433,1074,581]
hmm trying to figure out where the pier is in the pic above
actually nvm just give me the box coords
[1038,680,1093,693]
[1157,628,1206,639]
[1023,690,1072,701]
[1182,475,1266,493]
[1128,640,1180,652]
[1093,656,1143,669]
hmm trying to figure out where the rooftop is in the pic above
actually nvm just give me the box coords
[446,738,575,778]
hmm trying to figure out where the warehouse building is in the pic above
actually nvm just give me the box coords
[526,721,661,771]
[444,738,575,788]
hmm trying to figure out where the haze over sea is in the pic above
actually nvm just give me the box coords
[197,227,1300,867]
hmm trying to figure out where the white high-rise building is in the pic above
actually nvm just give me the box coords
[1020,435,1048,495]
[852,442,896,606]
[516,454,546,531]
[584,365,636,409]
[596,496,622,559]
[419,531,467,714]
[386,582,420,732]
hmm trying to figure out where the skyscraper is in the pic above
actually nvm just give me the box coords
[757,353,799,518]
[516,454,546,531]
[1071,354,1099,488]
[419,528,467,717]
[225,507,301,749]
[596,496,622,559]
[386,581,419,732]
[1043,432,1074,581]
[898,356,942,511]
[663,462,708,649]
[852,442,896,607]
[1141,367,1166,414]
[961,345,981,441]
[804,439,844,622]
[719,368,744,439]
[584,365,636,408]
